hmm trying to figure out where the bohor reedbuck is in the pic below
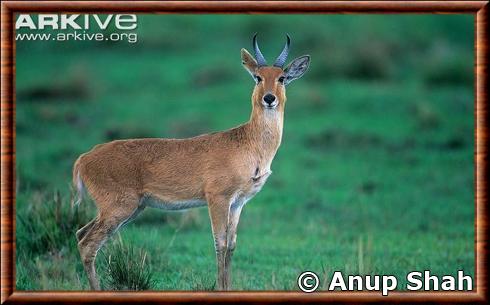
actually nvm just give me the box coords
[73,34,310,290]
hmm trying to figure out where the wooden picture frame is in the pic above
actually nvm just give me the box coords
[1,1,488,303]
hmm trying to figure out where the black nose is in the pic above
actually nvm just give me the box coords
[263,94,276,105]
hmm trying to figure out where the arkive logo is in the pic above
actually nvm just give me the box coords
[16,14,138,30]
[15,14,138,43]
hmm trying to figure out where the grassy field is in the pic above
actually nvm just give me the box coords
[15,14,474,291]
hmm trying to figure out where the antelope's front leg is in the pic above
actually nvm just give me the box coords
[207,194,232,290]
[224,200,244,289]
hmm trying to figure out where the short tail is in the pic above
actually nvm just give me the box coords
[71,157,85,207]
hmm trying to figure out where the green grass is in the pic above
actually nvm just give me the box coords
[101,237,157,290]
[15,14,474,291]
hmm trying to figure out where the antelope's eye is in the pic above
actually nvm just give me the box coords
[278,76,285,84]
[254,75,262,83]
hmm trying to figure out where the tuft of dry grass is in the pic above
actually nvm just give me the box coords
[101,238,156,291]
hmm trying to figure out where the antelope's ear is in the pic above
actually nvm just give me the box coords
[284,55,310,85]
[241,48,258,77]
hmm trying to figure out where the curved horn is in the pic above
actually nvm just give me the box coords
[253,33,268,66]
[273,34,291,68]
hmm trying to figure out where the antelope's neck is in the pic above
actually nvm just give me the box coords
[246,106,284,166]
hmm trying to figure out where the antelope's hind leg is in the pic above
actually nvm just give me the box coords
[76,218,96,242]
[77,193,144,290]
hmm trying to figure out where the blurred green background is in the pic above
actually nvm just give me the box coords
[15,14,474,290]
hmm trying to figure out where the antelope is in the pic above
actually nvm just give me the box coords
[73,34,310,290]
